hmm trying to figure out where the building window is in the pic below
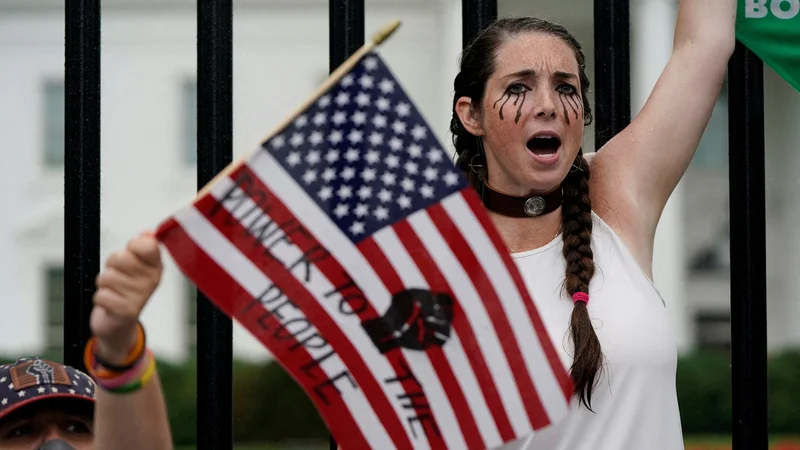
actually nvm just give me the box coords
[43,81,65,167]
[689,221,731,273]
[182,79,197,166]
[185,277,197,355]
[695,311,731,352]
[45,266,65,359]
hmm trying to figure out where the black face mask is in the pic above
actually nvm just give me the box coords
[38,439,76,450]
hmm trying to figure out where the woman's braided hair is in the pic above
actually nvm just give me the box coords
[450,17,602,410]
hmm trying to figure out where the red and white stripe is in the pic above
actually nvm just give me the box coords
[158,146,573,450]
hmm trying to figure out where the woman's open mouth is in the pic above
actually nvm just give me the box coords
[527,135,561,163]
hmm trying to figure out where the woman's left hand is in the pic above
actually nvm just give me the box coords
[90,231,163,365]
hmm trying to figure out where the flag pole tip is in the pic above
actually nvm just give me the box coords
[372,20,402,45]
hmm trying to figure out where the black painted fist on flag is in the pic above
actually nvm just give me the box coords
[361,288,454,354]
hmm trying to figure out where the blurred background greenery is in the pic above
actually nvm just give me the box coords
[6,348,800,449]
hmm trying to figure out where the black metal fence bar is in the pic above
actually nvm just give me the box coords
[727,40,768,450]
[196,1,234,449]
[593,0,631,148]
[64,0,102,371]
[329,0,365,74]
[461,0,497,49]
[329,1,364,448]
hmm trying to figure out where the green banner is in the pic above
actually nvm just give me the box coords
[736,0,800,92]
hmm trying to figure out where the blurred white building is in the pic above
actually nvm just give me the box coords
[0,0,797,363]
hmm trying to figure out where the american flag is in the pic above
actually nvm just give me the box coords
[156,51,572,450]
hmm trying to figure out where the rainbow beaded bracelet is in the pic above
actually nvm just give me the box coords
[84,347,156,395]
[97,350,157,394]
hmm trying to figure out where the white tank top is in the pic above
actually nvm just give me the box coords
[495,212,684,450]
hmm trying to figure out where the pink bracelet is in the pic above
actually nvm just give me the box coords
[93,351,150,390]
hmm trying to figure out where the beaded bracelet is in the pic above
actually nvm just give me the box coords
[84,347,156,395]
[96,322,146,373]
[83,322,146,379]
[102,351,157,395]
[93,349,157,395]
[92,350,151,390]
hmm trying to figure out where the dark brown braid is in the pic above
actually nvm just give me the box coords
[450,17,602,410]
[561,152,602,410]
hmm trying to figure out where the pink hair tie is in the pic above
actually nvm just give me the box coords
[572,292,589,305]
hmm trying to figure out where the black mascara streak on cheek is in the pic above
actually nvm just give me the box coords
[493,93,512,120]
[559,94,571,125]
[566,95,581,122]
[514,91,527,124]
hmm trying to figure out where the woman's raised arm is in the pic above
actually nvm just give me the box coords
[591,0,737,269]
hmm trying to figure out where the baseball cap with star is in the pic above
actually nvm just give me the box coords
[0,357,95,421]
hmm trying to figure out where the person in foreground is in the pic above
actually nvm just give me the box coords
[448,1,735,449]
[0,232,172,450]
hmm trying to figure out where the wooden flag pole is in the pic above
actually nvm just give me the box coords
[194,19,402,199]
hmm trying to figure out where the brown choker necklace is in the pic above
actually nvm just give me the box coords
[481,182,562,218]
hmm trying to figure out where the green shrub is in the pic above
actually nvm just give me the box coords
[767,350,800,433]
[157,357,198,446]
[676,349,733,434]
[3,347,800,443]
[677,347,800,435]
[232,359,328,443]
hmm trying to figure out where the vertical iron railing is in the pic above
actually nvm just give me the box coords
[196,1,234,449]
[329,0,365,74]
[64,0,101,371]
[462,0,497,48]
[329,0,364,447]
[593,0,631,148]
[727,40,768,450]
